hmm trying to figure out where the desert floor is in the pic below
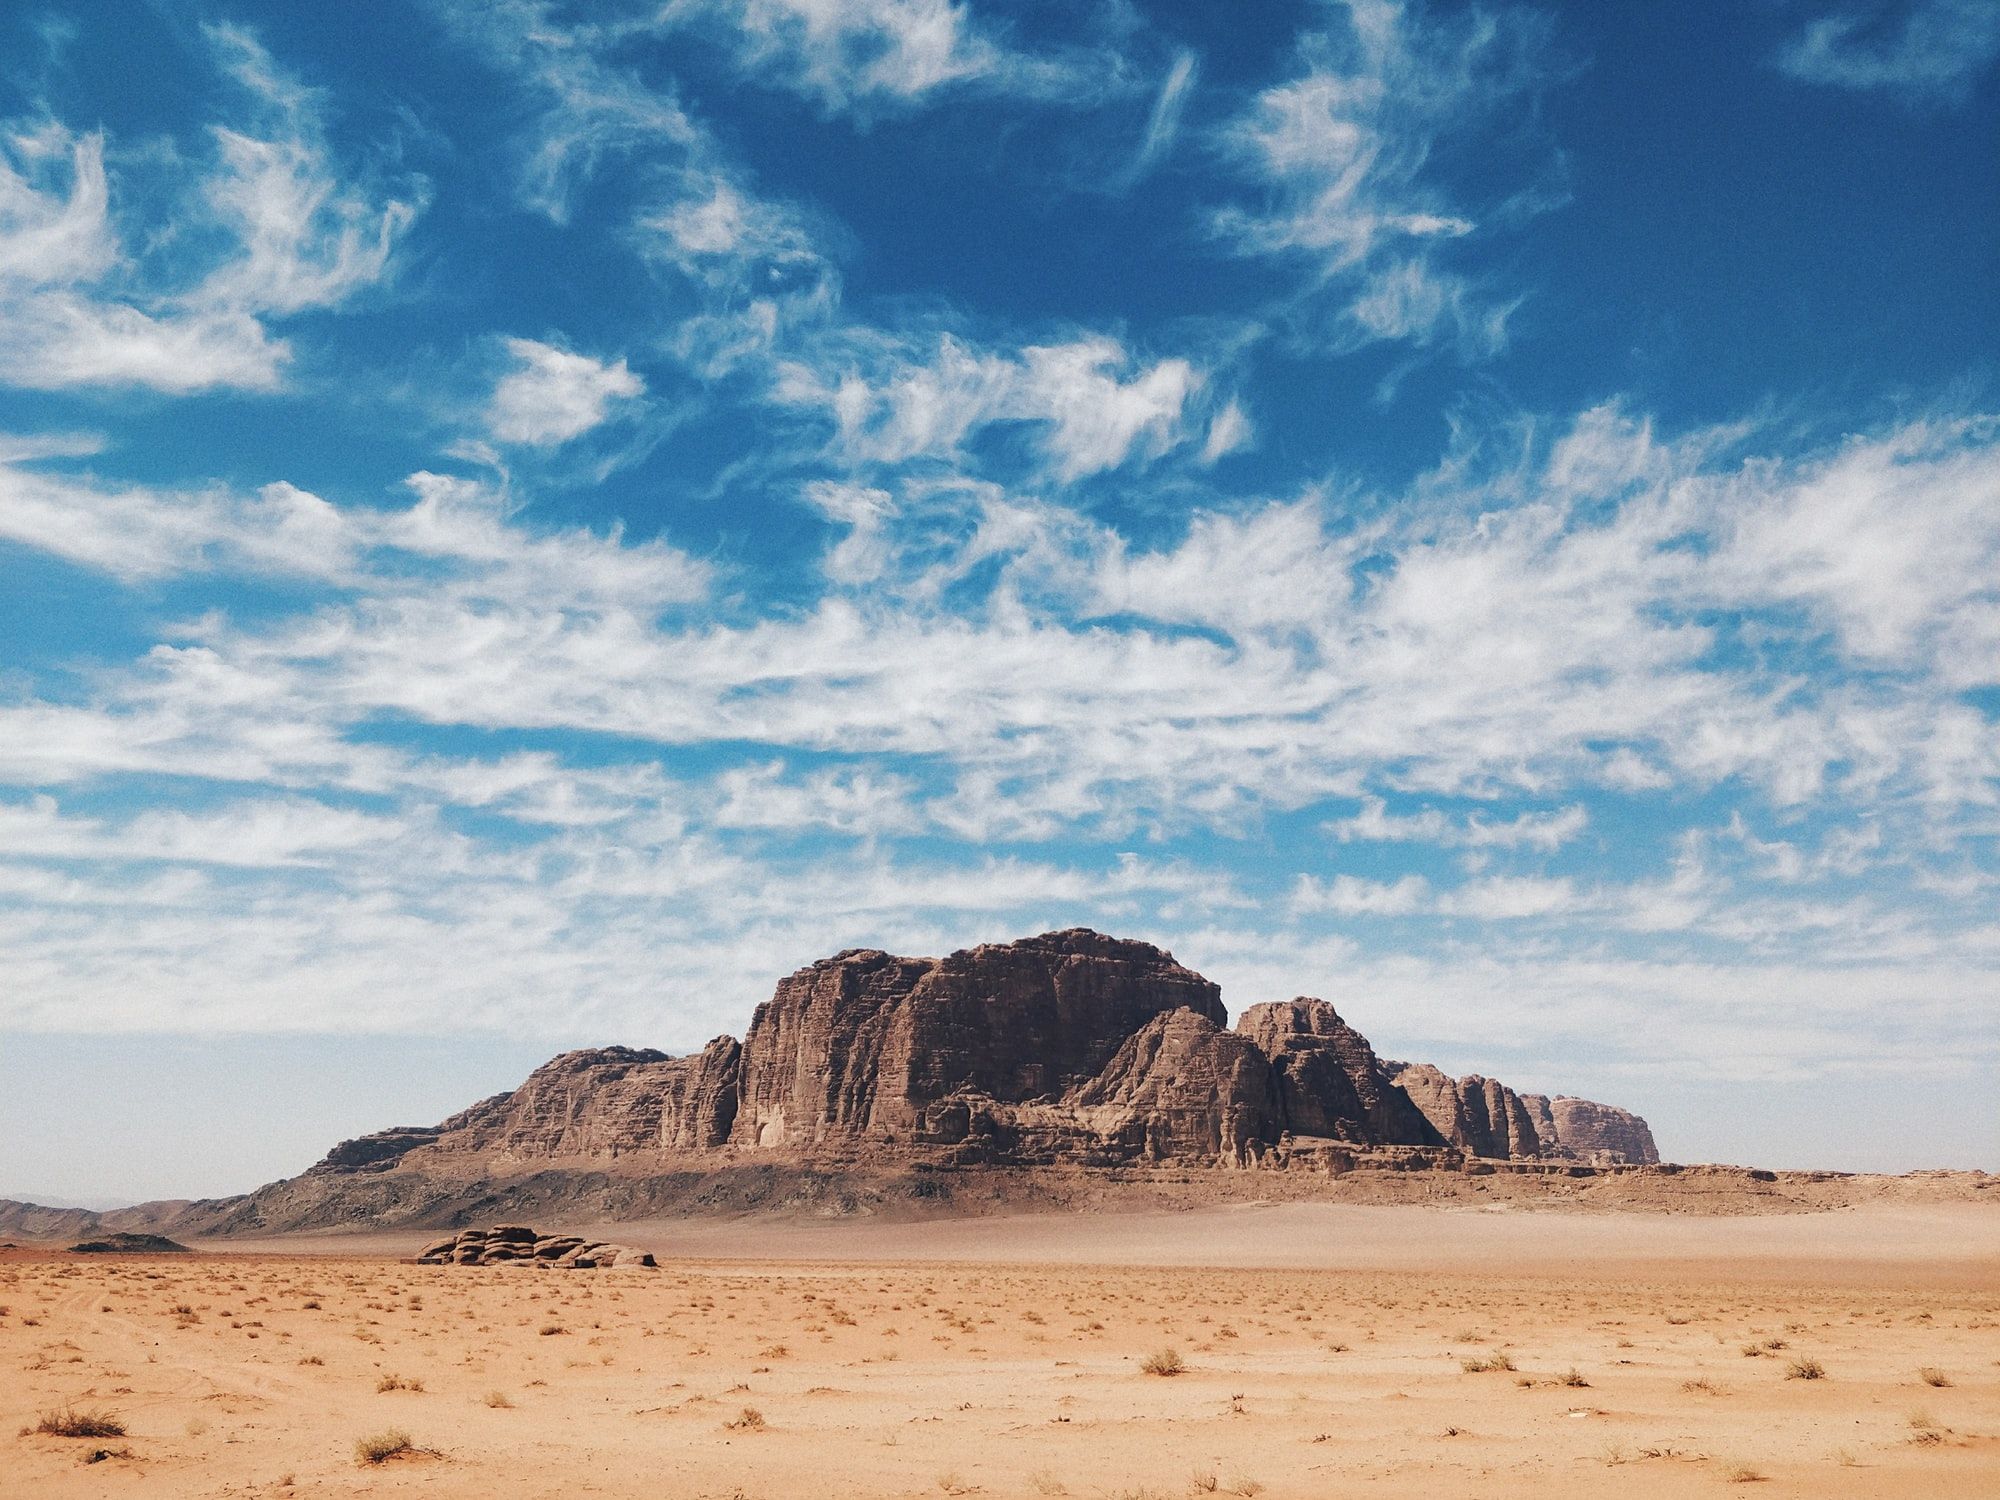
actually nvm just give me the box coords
[5,1203,1997,1498]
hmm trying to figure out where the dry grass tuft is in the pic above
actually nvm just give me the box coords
[1460,1351,1516,1373]
[36,1408,126,1439]
[354,1428,414,1465]
[1559,1367,1590,1387]
[1784,1356,1825,1380]
[725,1405,766,1431]
[1724,1463,1766,1483]
[484,1390,513,1408]
[1140,1346,1185,1377]
[1918,1366,1952,1387]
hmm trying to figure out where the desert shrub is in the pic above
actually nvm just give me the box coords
[354,1428,413,1464]
[484,1390,513,1408]
[1918,1366,1952,1387]
[1140,1346,1185,1377]
[1785,1356,1825,1380]
[1460,1352,1516,1373]
[36,1409,126,1438]
[1559,1367,1590,1387]
[725,1405,765,1431]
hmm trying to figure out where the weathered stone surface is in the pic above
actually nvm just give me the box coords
[1067,1008,1281,1165]
[306,1124,444,1176]
[733,930,1224,1151]
[1543,1095,1660,1166]
[1386,1064,1545,1160]
[1236,1000,1439,1146]
[413,1224,658,1270]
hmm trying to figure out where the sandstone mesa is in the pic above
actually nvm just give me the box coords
[18,927,1988,1241]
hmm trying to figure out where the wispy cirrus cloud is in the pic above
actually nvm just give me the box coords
[1211,0,1561,358]
[0,26,420,394]
[1777,0,2000,105]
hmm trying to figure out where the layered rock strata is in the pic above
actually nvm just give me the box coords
[308,930,1657,1181]
[414,1224,657,1269]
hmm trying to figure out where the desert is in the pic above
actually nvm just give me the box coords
[7,7,1999,1497]
[6,1202,1998,1499]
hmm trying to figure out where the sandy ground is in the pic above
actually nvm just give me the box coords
[5,1203,1996,1498]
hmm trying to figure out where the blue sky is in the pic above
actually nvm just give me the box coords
[1,0,1996,1201]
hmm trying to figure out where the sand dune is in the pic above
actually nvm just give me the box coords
[5,1203,1995,1498]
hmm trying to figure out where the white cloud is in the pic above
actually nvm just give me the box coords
[664,0,1125,117]
[487,339,646,446]
[1778,0,2000,104]
[1325,797,1588,851]
[1125,49,1199,183]
[703,0,1003,110]
[1200,399,1253,464]
[0,454,708,611]
[783,332,1201,482]
[1439,874,1579,920]
[1291,872,1430,915]
[1212,0,1556,355]
[1,403,1997,1094]
[0,30,420,395]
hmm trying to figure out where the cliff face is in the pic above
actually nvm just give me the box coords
[1237,999,1440,1146]
[732,931,1222,1151]
[303,929,1658,1184]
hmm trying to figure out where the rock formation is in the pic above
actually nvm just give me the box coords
[413,1224,656,1269]
[302,929,1658,1184]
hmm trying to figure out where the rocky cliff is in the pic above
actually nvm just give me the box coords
[303,929,1656,1186]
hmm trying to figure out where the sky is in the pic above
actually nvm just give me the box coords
[1,0,1997,1203]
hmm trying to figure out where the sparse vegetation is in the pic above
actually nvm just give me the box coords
[36,1408,126,1438]
[1460,1351,1516,1373]
[354,1427,414,1465]
[725,1405,766,1431]
[1785,1356,1825,1380]
[1918,1366,1952,1387]
[1559,1367,1590,1387]
[376,1373,423,1392]
[1681,1377,1724,1395]
[1141,1346,1185,1377]
[1723,1463,1766,1483]
[484,1390,513,1408]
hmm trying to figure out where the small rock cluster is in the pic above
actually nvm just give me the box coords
[413,1224,656,1269]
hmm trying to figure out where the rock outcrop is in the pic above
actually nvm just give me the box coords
[413,1224,656,1269]
[733,931,1223,1151]
[1069,1009,1282,1165]
[1238,1000,1440,1146]
[1537,1095,1661,1166]
[289,929,1658,1191]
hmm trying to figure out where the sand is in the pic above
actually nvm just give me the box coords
[5,1203,1996,1497]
